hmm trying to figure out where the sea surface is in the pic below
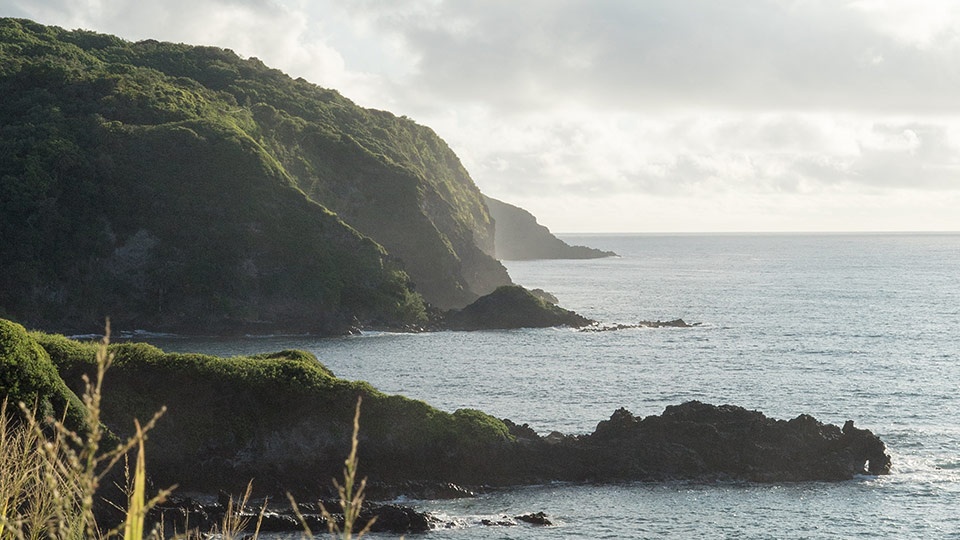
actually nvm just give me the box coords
[143,233,960,538]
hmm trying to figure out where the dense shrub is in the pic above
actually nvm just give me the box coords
[0,319,88,432]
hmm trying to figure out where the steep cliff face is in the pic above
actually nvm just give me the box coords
[0,19,427,333]
[248,106,511,308]
[484,196,617,260]
[92,30,512,309]
[0,18,511,333]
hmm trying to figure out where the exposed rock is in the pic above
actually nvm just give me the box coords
[515,512,553,526]
[148,496,439,535]
[484,196,617,260]
[581,319,701,332]
[481,517,517,527]
[479,512,553,527]
[643,318,697,328]
[366,481,477,500]
[528,401,892,483]
[444,285,594,330]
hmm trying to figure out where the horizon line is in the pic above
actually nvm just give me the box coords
[555,230,960,236]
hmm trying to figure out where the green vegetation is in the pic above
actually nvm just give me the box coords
[1,320,384,539]
[0,323,170,540]
[0,319,88,434]
[292,397,375,540]
[13,321,513,493]
[0,17,510,335]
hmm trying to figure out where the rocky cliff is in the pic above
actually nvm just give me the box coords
[484,196,617,260]
[0,18,511,334]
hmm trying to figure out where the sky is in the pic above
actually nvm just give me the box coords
[4,0,960,232]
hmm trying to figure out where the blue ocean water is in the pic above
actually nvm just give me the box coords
[145,233,960,538]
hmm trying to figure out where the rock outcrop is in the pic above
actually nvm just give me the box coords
[572,401,892,482]
[484,402,890,485]
[5,326,889,508]
[484,196,617,260]
[580,319,701,332]
[444,285,594,330]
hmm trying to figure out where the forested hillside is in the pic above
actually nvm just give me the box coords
[0,18,512,333]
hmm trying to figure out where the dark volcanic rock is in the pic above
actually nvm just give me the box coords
[444,285,594,330]
[479,512,553,527]
[141,402,888,497]
[581,318,701,332]
[515,512,553,526]
[366,480,477,500]
[643,318,696,328]
[148,496,437,535]
[523,401,891,483]
[481,517,517,527]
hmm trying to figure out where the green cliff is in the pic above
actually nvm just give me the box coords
[26,326,512,493]
[0,18,510,334]
[484,196,617,260]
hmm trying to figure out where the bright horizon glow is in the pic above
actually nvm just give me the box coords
[555,231,960,235]
[4,1,960,233]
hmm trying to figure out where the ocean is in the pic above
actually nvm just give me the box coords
[143,233,960,538]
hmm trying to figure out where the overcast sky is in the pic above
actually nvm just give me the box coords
[5,0,960,232]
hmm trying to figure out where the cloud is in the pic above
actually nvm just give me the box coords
[458,111,960,206]
[353,0,960,115]
[4,0,960,231]
[3,0,391,105]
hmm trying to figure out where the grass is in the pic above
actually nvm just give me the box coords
[0,321,169,539]
[0,321,376,539]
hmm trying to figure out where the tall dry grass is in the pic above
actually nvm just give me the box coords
[1,323,375,540]
[0,322,168,539]
[289,396,375,540]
